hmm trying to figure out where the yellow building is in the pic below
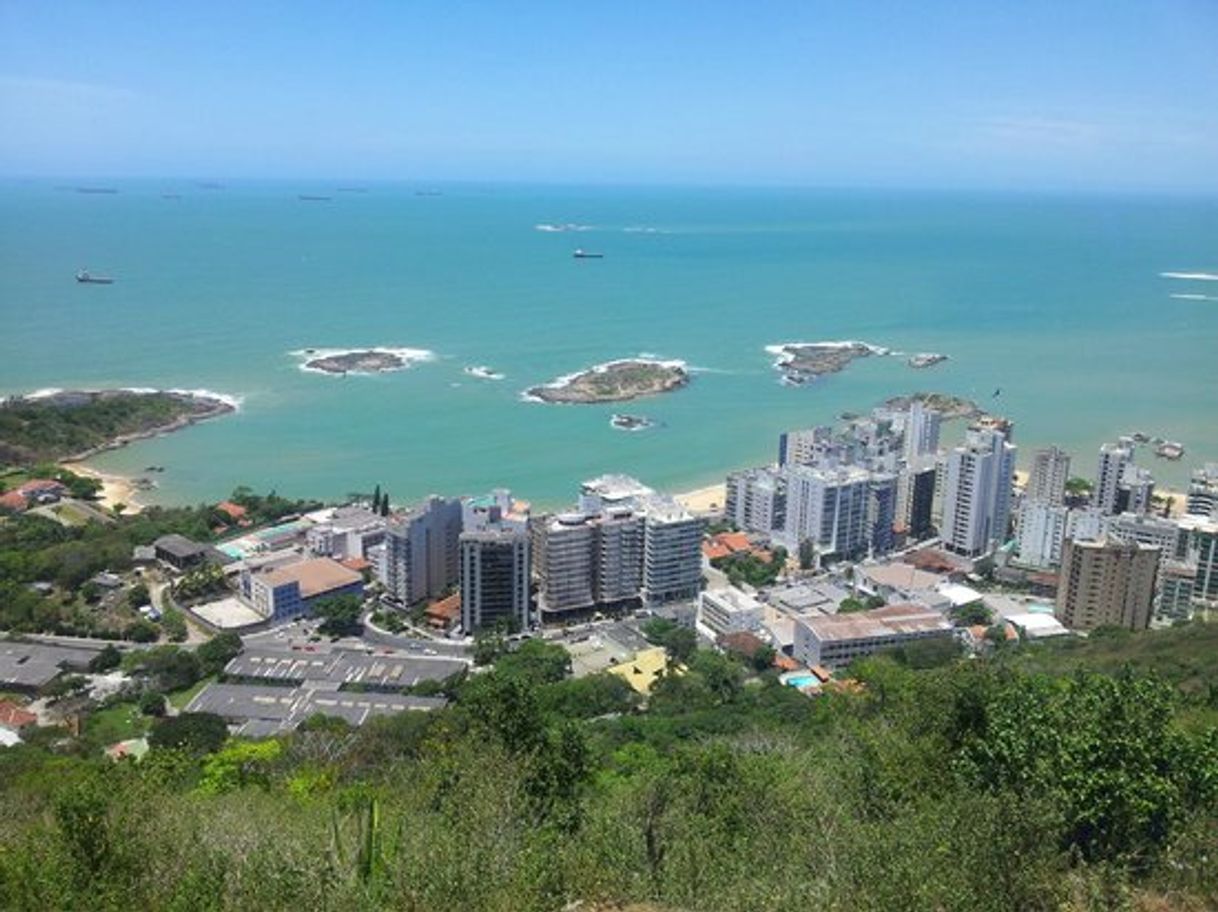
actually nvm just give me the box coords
[609,646,677,696]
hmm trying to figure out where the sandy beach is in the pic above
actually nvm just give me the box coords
[675,482,727,515]
[64,463,145,514]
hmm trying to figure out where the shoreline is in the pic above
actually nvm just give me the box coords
[65,464,146,514]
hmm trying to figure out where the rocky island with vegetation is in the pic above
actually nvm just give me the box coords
[0,389,236,465]
[767,340,890,383]
[883,390,983,420]
[295,346,435,375]
[526,358,689,404]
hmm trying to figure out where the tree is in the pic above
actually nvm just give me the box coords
[372,484,382,514]
[197,631,243,675]
[494,639,571,685]
[148,712,228,756]
[126,582,150,609]
[312,594,363,637]
[838,597,867,614]
[798,540,817,570]
[88,643,122,673]
[199,739,282,794]
[750,644,777,672]
[662,626,697,664]
[950,600,991,626]
[139,691,167,716]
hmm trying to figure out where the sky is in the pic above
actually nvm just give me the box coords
[2,1,1217,191]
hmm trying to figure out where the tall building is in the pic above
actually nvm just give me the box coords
[899,461,937,542]
[1092,438,1135,515]
[778,426,832,467]
[1016,501,1069,569]
[901,400,941,463]
[1055,537,1159,632]
[940,429,1017,557]
[382,497,462,605]
[1180,517,1218,612]
[866,473,898,557]
[1104,512,1186,563]
[641,501,705,607]
[780,464,872,562]
[460,529,531,632]
[724,467,786,534]
[1186,464,1218,520]
[533,507,645,618]
[1026,446,1070,507]
[1114,465,1155,515]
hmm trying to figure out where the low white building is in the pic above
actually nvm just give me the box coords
[793,604,953,670]
[699,587,763,638]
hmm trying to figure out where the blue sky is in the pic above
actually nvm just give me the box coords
[2,1,1216,191]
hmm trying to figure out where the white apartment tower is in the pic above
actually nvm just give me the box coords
[383,496,463,605]
[1092,438,1135,515]
[941,429,1017,557]
[781,464,872,562]
[1026,446,1070,507]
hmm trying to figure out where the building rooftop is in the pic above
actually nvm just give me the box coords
[224,647,468,689]
[186,681,445,733]
[261,557,363,598]
[608,646,673,695]
[0,700,37,728]
[800,603,951,643]
[857,562,945,593]
[154,533,209,559]
[0,642,97,689]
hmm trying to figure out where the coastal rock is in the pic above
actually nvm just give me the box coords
[908,353,948,369]
[527,359,689,404]
[294,347,435,375]
[767,341,890,381]
[882,391,981,421]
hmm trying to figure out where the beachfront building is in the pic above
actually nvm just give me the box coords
[901,400,941,464]
[778,427,833,467]
[1055,537,1159,632]
[1093,438,1135,515]
[463,489,531,533]
[724,467,786,535]
[1115,465,1156,515]
[1026,445,1071,507]
[1016,501,1069,570]
[243,557,365,622]
[792,604,953,670]
[698,587,763,638]
[642,500,704,607]
[1105,512,1187,564]
[459,528,531,632]
[941,428,1017,558]
[1187,464,1218,520]
[382,496,462,606]
[780,464,871,563]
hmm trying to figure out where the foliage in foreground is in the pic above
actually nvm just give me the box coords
[2,634,1218,911]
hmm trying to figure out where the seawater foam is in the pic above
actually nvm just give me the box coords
[1171,293,1218,301]
[290,346,437,376]
[1160,272,1218,282]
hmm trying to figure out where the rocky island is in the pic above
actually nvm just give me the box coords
[0,388,237,464]
[766,341,890,382]
[526,359,689,404]
[882,391,982,421]
[295,346,435,375]
[908,353,949,369]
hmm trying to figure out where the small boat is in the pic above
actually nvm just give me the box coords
[463,365,505,381]
[611,414,655,432]
[573,248,604,259]
[76,270,114,284]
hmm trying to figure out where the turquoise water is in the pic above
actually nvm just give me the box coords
[785,675,819,688]
[1,180,1215,509]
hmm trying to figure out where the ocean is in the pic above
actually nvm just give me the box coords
[1,180,1215,509]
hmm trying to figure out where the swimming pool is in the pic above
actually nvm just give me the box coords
[785,674,819,688]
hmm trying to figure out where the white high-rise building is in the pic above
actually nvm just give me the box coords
[941,429,1017,557]
[1067,507,1106,543]
[460,528,531,632]
[781,464,872,562]
[902,400,941,464]
[533,507,645,617]
[1116,465,1156,515]
[382,496,462,605]
[725,467,785,534]
[641,501,704,607]
[1186,464,1218,519]
[1026,446,1070,507]
[1016,501,1069,569]
[1093,438,1135,515]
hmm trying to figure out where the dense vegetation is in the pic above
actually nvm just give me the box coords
[0,489,320,639]
[5,625,1215,910]
[0,390,230,464]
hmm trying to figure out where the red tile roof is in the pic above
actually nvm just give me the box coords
[16,479,66,495]
[702,541,733,561]
[0,491,27,512]
[340,557,372,572]
[0,701,37,729]
[425,592,461,627]
[215,500,248,520]
[712,532,752,553]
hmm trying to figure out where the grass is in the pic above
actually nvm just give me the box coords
[84,701,151,746]
[168,674,214,710]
